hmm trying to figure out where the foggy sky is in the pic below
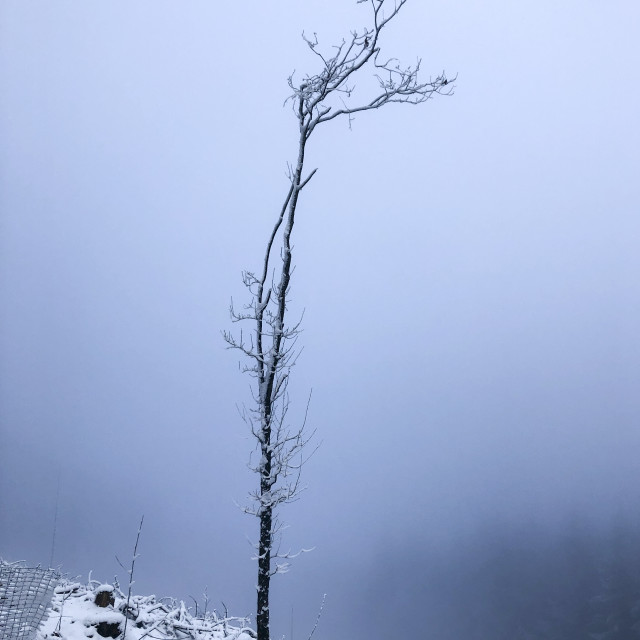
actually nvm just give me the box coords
[1,2,639,639]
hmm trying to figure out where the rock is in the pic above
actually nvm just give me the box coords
[96,621,121,638]
[94,586,115,608]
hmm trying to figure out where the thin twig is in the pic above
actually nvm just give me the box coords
[307,594,326,640]
[122,515,144,640]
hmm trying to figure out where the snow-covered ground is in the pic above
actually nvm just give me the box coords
[37,580,255,640]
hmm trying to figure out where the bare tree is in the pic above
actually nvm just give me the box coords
[224,2,453,639]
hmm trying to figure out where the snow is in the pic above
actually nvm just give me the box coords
[37,580,255,640]
[95,585,114,593]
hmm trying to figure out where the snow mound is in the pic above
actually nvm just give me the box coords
[37,580,255,640]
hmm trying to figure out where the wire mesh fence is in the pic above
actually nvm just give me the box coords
[0,563,60,640]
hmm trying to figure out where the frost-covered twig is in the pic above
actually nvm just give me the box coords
[119,515,144,640]
[52,582,76,637]
[306,594,326,640]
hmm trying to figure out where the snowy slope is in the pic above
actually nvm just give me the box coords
[37,580,255,640]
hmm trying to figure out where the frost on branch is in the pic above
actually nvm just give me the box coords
[287,0,453,132]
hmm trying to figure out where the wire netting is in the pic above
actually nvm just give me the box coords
[0,563,59,640]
